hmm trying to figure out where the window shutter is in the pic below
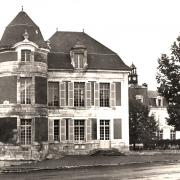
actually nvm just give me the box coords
[116,82,121,106]
[114,119,122,139]
[94,82,99,106]
[35,118,48,142]
[60,82,66,107]
[86,118,91,141]
[86,82,91,107]
[48,119,54,142]
[68,82,74,107]
[110,83,115,107]
[69,119,74,141]
[91,118,97,140]
[61,119,65,142]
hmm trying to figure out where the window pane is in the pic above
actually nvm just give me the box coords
[74,120,85,141]
[66,119,69,140]
[100,83,110,107]
[20,78,32,104]
[54,120,59,141]
[20,119,32,145]
[48,82,59,107]
[100,120,110,140]
[74,53,84,69]
[21,50,31,62]
[74,82,85,107]
[91,82,94,105]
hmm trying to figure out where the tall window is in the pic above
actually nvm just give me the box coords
[20,119,32,145]
[157,130,163,140]
[100,83,110,107]
[74,53,84,69]
[20,77,32,104]
[170,130,176,140]
[74,120,85,141]
[54,120,60,141]
[21,50,31,62]
[66,119,69,140]
[74,82,85,107]
[100,120,110,140]
[91,82,94,106]
[48,82,59,107]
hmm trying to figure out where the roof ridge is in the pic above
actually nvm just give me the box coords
[8,24,37,27]
[49,51,117,56]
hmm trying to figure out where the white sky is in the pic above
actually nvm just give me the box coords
[0,0,180,90]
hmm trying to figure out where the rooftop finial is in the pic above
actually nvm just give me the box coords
[21,5,24,11]
[56,27,58,32]
[82,28,84,33]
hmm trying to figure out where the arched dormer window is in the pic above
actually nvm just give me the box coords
[70,41,87,70]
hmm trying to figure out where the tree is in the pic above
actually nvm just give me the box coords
[157,36,180,130]
[129,100,158,150]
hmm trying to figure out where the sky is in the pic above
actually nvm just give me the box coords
[0,0,180,90]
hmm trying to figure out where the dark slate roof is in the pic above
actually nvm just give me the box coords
[0,11,48,49]
[48,31,130,71]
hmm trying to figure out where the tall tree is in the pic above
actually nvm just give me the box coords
[129,100,157,150]
[157,36,180,130]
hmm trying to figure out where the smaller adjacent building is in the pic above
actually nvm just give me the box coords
[129,64,180,140]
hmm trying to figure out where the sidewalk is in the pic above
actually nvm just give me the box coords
[1,151,180,173]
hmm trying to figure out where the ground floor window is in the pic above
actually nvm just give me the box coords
[100,120,110,140]
[54,120,60,141]
[20,119,32,145]
[74,120,85,141]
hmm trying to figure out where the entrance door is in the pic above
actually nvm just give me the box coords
[99,120,110,149]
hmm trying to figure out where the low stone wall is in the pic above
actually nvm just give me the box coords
[0,142,48,161]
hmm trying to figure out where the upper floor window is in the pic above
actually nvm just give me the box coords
[74,82,85,107]
[21,50,31,62]
[20,77,32,104]
[48,82,59,107]
[70,42,87,70]
[100,83,110,107]
[74,53,84,69]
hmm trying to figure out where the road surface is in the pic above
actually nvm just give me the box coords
[0,162,180,179]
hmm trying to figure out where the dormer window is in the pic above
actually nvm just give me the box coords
[70,41,88,70]
[21,49,31,62]
[74,53,84,69]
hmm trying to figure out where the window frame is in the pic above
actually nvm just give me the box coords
[48,82,59,107]
[74,120,85,141]
[54,120,60,141]
[100,120,110,140]
[170,130,176,140]
[20,77,32,105]
[20,119,32,145]
[21,49,31,62]
[74,53,84,69]
[74,82,85,107]
[100,83,110,107]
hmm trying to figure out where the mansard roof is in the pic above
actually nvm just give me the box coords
[0,11,48,49]
[48,31,130,71]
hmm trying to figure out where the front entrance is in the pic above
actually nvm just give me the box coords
[99,120,110,149]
